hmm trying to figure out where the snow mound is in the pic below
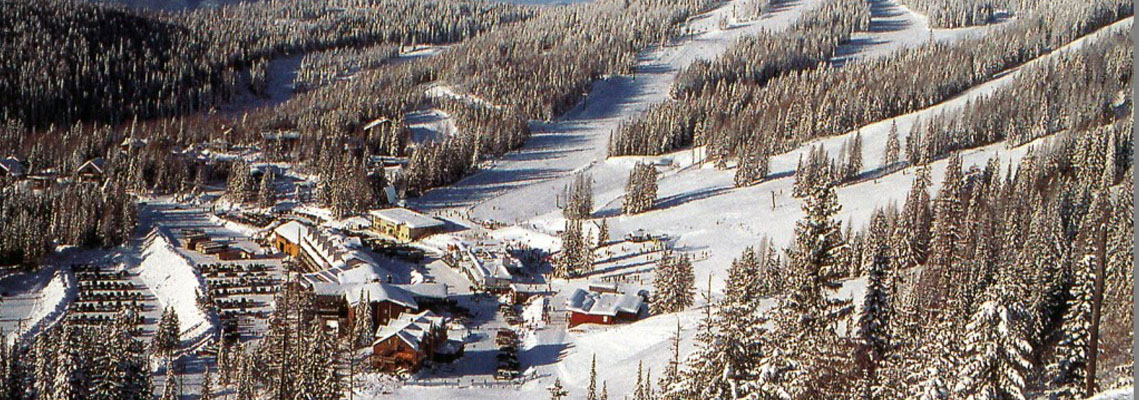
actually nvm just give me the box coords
[1087,388,1135,400]
[136,230,214,345]
[20,269,75,343]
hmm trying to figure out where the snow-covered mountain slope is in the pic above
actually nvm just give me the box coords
[411,0,826,216]
[397,1,1132,396]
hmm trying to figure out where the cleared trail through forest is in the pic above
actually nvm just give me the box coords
[411,0,825,221]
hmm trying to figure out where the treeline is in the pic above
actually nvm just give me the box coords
[610,0,1133,161]
[0,0,530,130]
[0,179,136,267]
[664,113,1134,398]
[610,0,871,157]
[292,44,400,92]
[440,0,714,122]
[898,0,1039,28]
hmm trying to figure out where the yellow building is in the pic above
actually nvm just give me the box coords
[369,208,445,242]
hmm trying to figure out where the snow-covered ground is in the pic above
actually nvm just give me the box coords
[134,231,215,345]
[396,5,1133,398]
[831,0,1000,64]
[1087,388,1136,400]
[0,267,75,344]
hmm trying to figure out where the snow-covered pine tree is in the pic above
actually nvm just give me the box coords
[623,162,658,214]
[845,130,863,181]
[954,283,1033,400]
[652,252,694,314]
[153,307,181,356]
[53,326,80,400]
[587,354,599,400]
[257,168,277,208]
[548,378,568,400]
[597,218,609,248]
[353,292,374,349]
[658,320,682,398]
[1048,233,1098,400]
[883,121,900,168]
[201,367,214,400]
[923,152,965,312]
[601,381,608,400]
[160,361,178,400]
[563,172,594,220]
[854,213,893,391]
[750,181,849,399]
[676,246,769,400]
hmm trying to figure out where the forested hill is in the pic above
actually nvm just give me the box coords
[0,0,211,128]
[0,0,532,130]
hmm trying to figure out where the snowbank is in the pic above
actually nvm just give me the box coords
[136,231,214,345]
[19,269,76,343]
[1087,388,1134,400]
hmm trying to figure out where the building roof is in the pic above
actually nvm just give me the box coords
[0,157,26,177]
[345,282,418,310]
[273,221,310,244]
[369,208,445,230]
[339,263,390,285]
[565,288,643,317]
[77,158,105,174]
[373,310,443,351]
[395,283,449,300]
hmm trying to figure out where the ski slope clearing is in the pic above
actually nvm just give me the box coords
[397,13,1131,400]
[134,230,215,345]
[411,0,826,217]
[832,0,999,63]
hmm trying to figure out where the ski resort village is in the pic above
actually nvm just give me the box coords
[0,0,1134,398]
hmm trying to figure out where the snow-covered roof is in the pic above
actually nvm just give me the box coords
[369,208,445,230]
[273,221,309,243]
[309,281,344,297]
[565,288,643,317]
[345,283,418,310]
[395,283,448,300]
[338,263,391,285]
[373,310,443,351]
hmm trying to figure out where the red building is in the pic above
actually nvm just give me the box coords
[565,287,645,328]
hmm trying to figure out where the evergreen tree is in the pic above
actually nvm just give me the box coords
[751,181,849,399]
[652,252,695,314]
[353,292,375,349]
[846,130,863,180]
[1049,236,1098,399]
[954,285,1032,400]
[564,173,594,220]
[586,354,599,400]
[160,362,178,400]
[258,169,277,208]
[201,367,214,400]
[623,163,658,214]
[597,218,609,248]
[853,220,893,398]
[883,121,900,168]
[548,378,568,400]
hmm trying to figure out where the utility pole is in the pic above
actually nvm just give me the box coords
[1085,198,1109,397]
